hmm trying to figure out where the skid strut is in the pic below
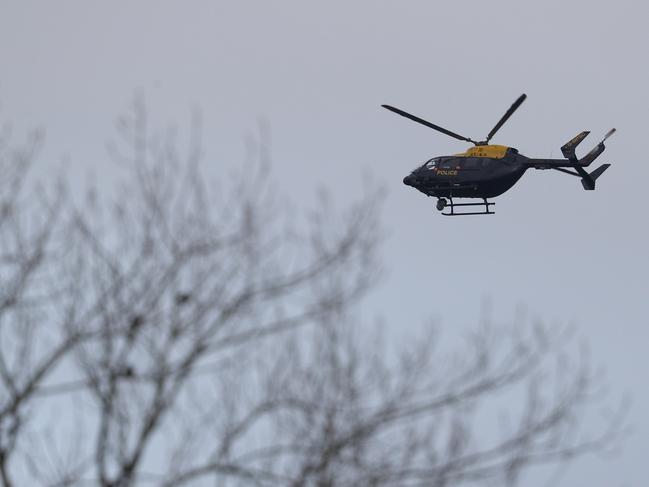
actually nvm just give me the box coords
[437,197,495,216]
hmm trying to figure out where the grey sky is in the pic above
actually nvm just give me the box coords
[1,0,647,485]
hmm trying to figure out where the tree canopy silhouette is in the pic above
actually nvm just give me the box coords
[0,100,623,487]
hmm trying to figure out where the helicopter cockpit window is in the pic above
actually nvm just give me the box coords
[425,158,438,169]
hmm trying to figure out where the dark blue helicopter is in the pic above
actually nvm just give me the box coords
[383,94,615,215]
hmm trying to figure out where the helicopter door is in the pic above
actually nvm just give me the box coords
[463,157,481,171]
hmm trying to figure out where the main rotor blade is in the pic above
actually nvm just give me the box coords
[485,93,527,143]
[382,104,477,144]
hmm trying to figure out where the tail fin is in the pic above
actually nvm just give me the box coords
[578,128,616,167]
[561,128,615,167]
[580,164,611,190]
[571,129,614,189]
[561,131,590,161]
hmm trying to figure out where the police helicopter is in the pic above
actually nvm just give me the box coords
[383,94,615,215]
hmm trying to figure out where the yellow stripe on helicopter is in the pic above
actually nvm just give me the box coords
[455,145,509,159]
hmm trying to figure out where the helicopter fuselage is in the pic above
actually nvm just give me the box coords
[403,144,528,199]
[384,95,613,215]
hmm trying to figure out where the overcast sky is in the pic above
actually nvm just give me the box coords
[1,1,647,485]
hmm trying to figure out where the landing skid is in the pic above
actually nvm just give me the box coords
[436,197,495,216]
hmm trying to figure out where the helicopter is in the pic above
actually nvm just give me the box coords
[382,94,615,215]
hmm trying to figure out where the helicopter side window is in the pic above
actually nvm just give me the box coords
[439,159,452,169]
[425,159,437,169]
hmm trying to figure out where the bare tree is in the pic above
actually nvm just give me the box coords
[0,101,623,487]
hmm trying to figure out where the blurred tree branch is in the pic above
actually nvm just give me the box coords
[0,99,625,487]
